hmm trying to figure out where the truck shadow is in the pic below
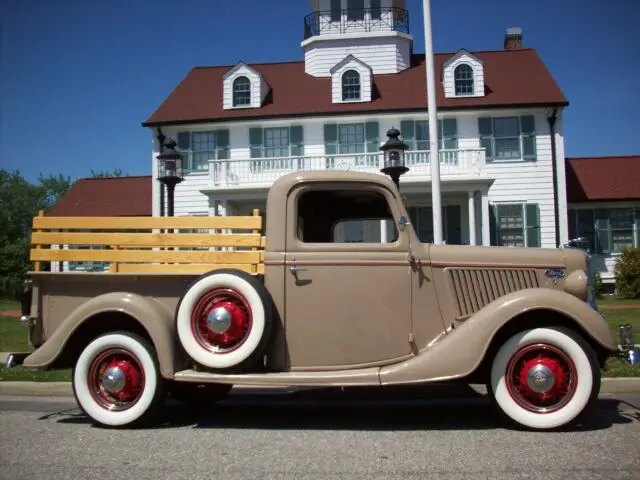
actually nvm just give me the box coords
[49,386,639,433]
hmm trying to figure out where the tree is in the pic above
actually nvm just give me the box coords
[90,168,124,178]
[0,170,71,298]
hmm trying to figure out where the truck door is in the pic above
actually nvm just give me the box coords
[283,181,413,370]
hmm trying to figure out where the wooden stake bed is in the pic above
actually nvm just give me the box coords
[29,209,265,275]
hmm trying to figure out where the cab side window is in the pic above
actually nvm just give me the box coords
[296,188,398,243]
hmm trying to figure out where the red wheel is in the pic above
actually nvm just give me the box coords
[504,343,578,414]
[190,288,253,354]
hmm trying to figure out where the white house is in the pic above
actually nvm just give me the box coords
[142,0,571,249]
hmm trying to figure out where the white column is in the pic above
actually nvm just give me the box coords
[468,190,477,246]
[481,189,491,246]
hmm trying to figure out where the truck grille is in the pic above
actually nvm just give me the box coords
[447,268,539,318]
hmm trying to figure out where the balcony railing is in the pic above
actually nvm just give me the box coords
[303,7,410,39]
[209,148,486,188]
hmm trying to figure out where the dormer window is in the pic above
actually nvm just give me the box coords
[454,64,474,96]
[342,70,361,101]
[232,76,251,106]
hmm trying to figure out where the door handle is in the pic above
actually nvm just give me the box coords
[289,266,307,273]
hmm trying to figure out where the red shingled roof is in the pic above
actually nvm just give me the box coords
[47,176,152,216]
[143,49,568,126]
[566,156,640,202]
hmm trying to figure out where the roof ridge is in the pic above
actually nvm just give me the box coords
[567,155,640,160]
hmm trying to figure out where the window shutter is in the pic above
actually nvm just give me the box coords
[249,127,263,158]
[525,203,540,247]
[216,129,229,159]
[635,207,640,247]
[442,118,458,150]
[521,115,536,161]
[595,208,610,254]
[478,117,493,162]
[489,204,498,246]
[177,132,190,149]
[324,123,338,155]
[290,125,304,156]
[445,205,462,245]
[400,120,415,150]
[365,121,379,153]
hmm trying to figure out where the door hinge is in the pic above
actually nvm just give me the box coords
[408,332,418,355]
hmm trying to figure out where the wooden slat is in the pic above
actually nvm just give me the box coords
[30,248,261,264]
[33,215,262,230]
[34,210,44,272]
[31,232,263,248]
[117,263,265,275]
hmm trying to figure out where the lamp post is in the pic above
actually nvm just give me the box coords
[380,127,409,190]
[156,139,184,217]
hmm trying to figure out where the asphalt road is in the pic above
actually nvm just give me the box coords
[1,388,639,480]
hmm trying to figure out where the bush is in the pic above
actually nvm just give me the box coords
[592,269,604,299]
[614,247,640,299]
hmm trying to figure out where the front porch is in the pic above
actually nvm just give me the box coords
[207,148,487,189]
[208,179,495,247]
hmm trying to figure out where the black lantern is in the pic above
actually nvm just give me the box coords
[157,138,184,217]
[380,127,409,190]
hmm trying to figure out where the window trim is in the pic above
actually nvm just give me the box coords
[232,75,251,107]
[453,63,474,96]
[341,69,361,102]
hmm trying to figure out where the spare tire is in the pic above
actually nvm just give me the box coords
[175,269,273,371]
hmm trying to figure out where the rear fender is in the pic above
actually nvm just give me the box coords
[23,292,179,378]
[379,288,617,385]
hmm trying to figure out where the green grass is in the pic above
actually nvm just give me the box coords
[0,315,30,351]
[597,296,640,307]
[0,366,71,382]
[0,300,19,311]
[600,309,640,345]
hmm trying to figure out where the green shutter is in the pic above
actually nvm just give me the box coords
[365,121,379,153]
[400,120,415,150]
[525,203,540,247]
[595,208,610,254]
[442,118,458,150]
[324,123,337,155]
[249,127,263,158]
[177,132,190,150]
[216,129,229,159]
[290,125,304,156]
[478,117,493,162]
[445,205,462,245]
[489,205,498,246]
[521,115,536,161]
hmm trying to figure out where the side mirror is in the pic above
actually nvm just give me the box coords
[398,215,409,226]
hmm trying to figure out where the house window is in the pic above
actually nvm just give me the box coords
[399,118,458,165]
[232,76,251,106]
[323,122,379,168]
[338,123,365,153]
[342,70,361,101]
[347,0,364,21]
[490,203,541,248]
[454,64,474,96]
[249,126,304,170]
[478,116,536,162]
[330,0,341,21]
[407,205,462,245]
[176,130,229,173]
[568,207,639,254]
[370,0,381,19]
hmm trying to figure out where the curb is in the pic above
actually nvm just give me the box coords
[1,378,639,398]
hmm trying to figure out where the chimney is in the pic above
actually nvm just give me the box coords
[504,27,523,50]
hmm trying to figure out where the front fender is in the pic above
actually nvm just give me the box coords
[23,292,178,378]
[379,288,617,385]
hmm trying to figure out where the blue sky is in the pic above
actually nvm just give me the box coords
[1,0,639,183]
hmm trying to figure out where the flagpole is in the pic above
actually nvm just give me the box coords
[422,0,443,244]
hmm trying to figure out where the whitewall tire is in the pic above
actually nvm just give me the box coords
[175,269,273,371]
[72,331,164,428]
[489,326,599,430]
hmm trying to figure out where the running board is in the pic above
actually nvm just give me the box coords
[173,367,381,387]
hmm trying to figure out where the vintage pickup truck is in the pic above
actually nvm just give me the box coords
[7,170,616,431]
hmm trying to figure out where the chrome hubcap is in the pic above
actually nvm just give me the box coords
[101,366,126,394]
[526,364,556,393]
[207,306,232,334]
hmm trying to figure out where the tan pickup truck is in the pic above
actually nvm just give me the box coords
[8,170,616,431]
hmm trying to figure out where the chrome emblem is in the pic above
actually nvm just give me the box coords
[545,269,566,285]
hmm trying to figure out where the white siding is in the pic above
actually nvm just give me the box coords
[303,34,412,77]
[442,51,485,98]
